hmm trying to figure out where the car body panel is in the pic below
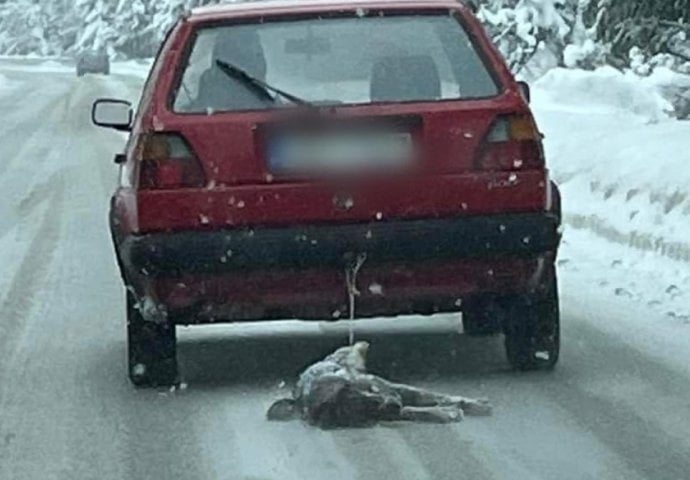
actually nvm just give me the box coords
[107,0,561,323]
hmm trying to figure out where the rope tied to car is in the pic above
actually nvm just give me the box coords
[344,252,367,345]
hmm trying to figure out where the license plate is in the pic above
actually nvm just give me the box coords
[268,131,414,173]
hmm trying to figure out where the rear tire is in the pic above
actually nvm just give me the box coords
[503,266,560,371]
[127,292,178,387]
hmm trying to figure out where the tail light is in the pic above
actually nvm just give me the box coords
[478,114,545,171]
[136,133,206,190]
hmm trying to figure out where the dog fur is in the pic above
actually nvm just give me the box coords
[267,341,491,428]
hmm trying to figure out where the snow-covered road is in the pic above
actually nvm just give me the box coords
[1,60,690,480]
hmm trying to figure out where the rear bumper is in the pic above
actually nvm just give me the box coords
[122,213,559,276]
[117,213,560,322]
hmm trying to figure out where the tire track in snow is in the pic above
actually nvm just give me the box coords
[0,179,65,382]
[0,77,72,177]
[0,72,75,243]
[331,427,436,480]
[527,319,690,480]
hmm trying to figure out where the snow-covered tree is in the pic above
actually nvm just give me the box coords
[584,0,690,71]
[477,0,580,72]
[0,0,687,74]
[0,0,225,58]
[72,0,120,56]
[0,0,75,55]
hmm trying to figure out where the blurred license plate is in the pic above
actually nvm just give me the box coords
[268,132,413,173]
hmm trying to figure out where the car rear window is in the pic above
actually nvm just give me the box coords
[172,13,500,113]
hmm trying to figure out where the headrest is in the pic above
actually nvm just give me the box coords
[212,27,266,79]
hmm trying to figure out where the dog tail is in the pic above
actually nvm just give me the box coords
[267,398,298,421]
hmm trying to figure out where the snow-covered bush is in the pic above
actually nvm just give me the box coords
[477,0,581,72]
[533,66,676,122]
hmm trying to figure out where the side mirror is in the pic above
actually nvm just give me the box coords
[92,98,132,131]
[517,81,531,103]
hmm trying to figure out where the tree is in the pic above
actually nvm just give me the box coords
[0,0,687,72]
[0,0,226,58]
[477,0,580,72]
[0,0,75,55]
[584,0,690,69]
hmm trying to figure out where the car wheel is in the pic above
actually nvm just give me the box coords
[127,291,178,387]
[462,298,502,336]
[503,265,560,371]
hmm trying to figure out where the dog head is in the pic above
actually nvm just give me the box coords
[324,341,369,373]
[347,341,369,373]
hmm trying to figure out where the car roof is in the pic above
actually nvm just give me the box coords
[188,0,473,22]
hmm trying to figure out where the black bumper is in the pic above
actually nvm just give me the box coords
[119,213,561,278]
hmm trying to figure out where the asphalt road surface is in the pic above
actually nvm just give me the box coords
[1,60,689,480]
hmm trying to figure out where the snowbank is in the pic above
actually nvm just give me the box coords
[533,67,673,122]
[0,57,154,79]
[534,66,690,122]
[111,59,154,79]
[533,68,690,260]
[36,59,72,73]
[536,68,690,361]
[0,72,16,95]
[0,59,72,74]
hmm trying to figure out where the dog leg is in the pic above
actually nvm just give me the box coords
[366,375,460,406]
[400,405,464,423]
[366,375,492,416]
[448,396,492,416]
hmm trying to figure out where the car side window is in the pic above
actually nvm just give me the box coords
[173,31,219,112]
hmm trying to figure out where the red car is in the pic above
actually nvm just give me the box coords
[92,0,562,387]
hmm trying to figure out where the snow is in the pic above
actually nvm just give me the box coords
[111,58,153,79]
[528,65,690,373]
[0,72,11,92]
[532,67,690,254]
[0,59,72,74]
[0,217,38,307]
[559,228,690,376]
[0,57,154,78]
[2,57,690,479]
[533,67,672,121]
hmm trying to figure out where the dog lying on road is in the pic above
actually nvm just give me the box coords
[267,341,491,428]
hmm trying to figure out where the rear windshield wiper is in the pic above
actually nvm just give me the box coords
[215,59,313,108]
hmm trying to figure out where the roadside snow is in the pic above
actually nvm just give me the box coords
[0,58,154,79]
[0,72,13,93]
[559,228,690,376]
[111,59,153,79]
[533,67,672,122]
[0,59,73,74]
[532,67,690,261]
[0,202,49,308]
[533,66,690,372]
